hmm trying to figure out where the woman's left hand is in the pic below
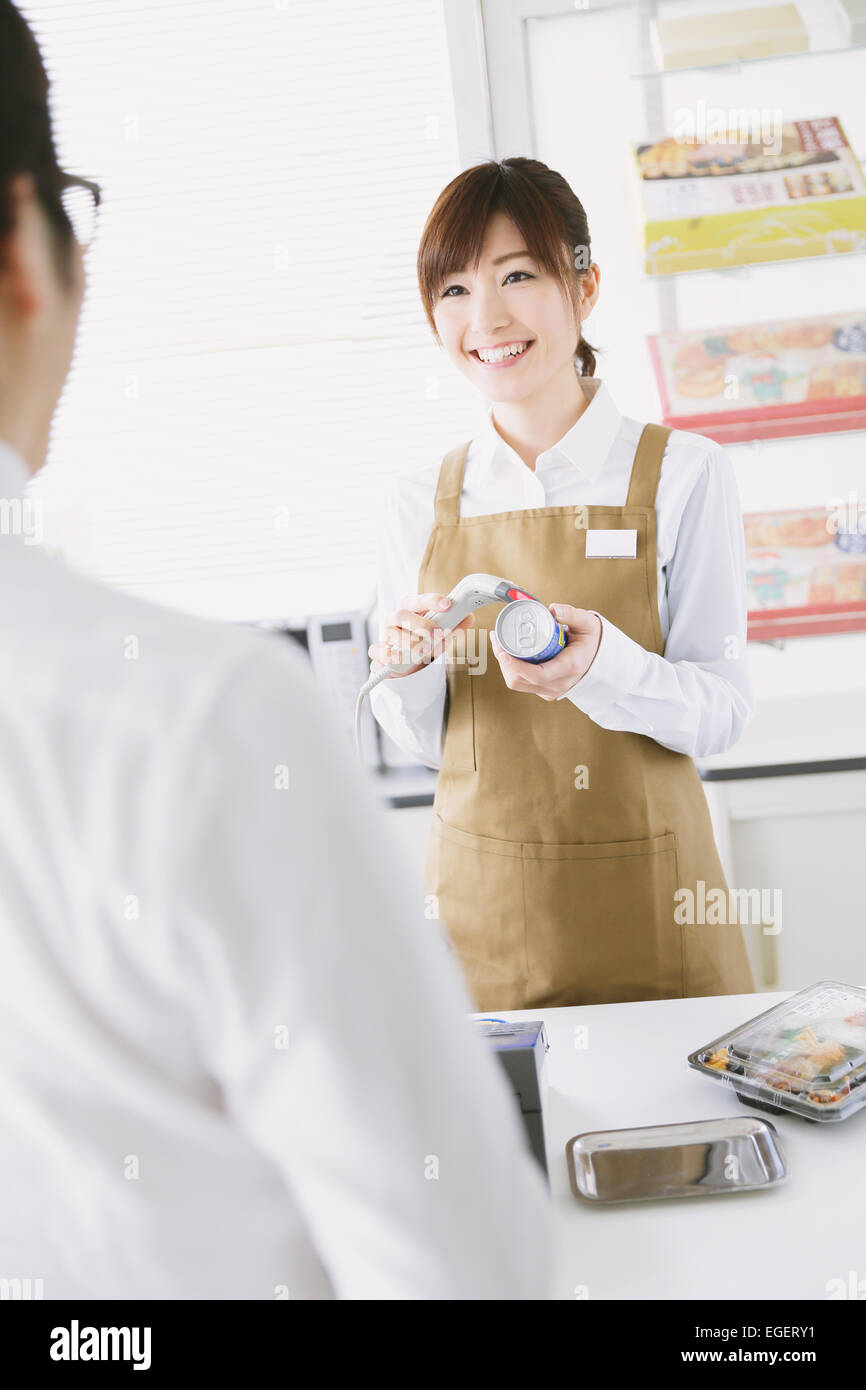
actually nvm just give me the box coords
[489,604,602,702]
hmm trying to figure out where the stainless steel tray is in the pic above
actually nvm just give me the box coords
[566,1117,787,1203]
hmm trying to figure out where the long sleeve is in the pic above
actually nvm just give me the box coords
[170,632,551,1299]
[560,444,755,759]
[367,479,447,770]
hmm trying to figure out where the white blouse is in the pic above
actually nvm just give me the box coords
[370,375,754,769]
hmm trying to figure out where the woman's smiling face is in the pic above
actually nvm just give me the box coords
[432,209,597,402]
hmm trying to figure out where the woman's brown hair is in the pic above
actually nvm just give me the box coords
[417,157,599,377]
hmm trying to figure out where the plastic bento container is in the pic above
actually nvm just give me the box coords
[688,981,866,1123]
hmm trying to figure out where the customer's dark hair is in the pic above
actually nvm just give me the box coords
[417,157,600,377]
[0,0,72,260]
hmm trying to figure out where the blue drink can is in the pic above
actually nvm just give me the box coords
[494,599,566,663]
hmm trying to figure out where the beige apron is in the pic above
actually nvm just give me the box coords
[419,422,755,1011]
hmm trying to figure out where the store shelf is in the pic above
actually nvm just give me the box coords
[631,40,866,80]
[630,0,866,79]
[639,249,866,284]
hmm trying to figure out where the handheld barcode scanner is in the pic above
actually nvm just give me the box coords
[354,573,535,760]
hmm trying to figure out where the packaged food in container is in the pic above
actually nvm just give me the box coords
[689,981,866,1122]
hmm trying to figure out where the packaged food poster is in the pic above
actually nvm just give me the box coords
[635,116,866,274]
[745,506,866,639]
[647,310,866,443]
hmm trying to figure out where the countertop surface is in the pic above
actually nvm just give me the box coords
[488,990,865,1301]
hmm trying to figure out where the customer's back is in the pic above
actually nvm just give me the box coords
[0,2,551,1300]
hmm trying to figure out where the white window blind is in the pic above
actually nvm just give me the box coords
[23,0,483,622]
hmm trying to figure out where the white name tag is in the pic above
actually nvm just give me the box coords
[585,528,638,558]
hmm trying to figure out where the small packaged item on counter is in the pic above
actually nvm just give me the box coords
[689,981,866,1122]
[474,1018,549,1173]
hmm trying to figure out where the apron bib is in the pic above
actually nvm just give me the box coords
[418,422,755,1010]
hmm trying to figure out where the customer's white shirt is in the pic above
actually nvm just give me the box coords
[0,440,551,1300]
[370,375,754,768]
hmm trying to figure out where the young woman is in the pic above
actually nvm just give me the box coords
[369,157,755,1012]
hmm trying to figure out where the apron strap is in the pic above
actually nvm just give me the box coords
[625,423,672,510]
[433,440,472,526]
[434,423,671,521]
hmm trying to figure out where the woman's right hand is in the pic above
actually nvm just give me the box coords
[368,593,475,678]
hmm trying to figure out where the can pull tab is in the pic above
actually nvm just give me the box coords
[515,612,539,650]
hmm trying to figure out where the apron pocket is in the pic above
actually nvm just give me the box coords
[522,831,684,1006]
[425,812,527,1010]
[442,660,476,773]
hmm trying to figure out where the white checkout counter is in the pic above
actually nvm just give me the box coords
[499,990,866,1301]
